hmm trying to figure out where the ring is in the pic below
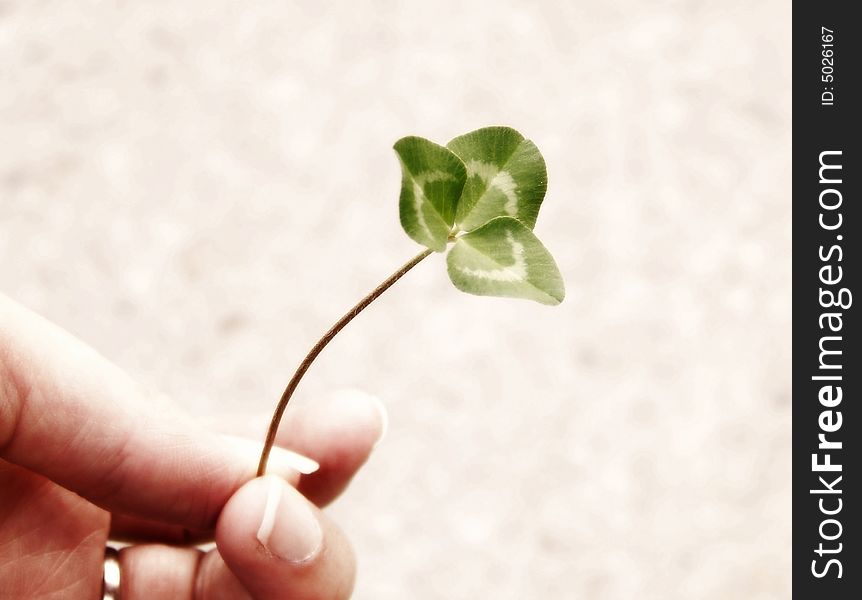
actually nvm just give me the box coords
[103,546,121,600]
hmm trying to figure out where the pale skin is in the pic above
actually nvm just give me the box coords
[0,294,386,599]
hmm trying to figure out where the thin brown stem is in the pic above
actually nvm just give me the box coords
[257,247,434,476]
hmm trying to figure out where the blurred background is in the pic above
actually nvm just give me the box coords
[0,0,790,598]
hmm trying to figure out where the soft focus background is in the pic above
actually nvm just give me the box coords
[0,1,790,598]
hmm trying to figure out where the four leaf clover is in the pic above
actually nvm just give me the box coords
[394,126,565,305]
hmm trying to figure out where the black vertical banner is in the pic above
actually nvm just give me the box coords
[793,2,861,597]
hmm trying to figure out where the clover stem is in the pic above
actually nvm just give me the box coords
[257,247,434,476]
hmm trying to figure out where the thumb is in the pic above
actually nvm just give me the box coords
[213,475,356,600]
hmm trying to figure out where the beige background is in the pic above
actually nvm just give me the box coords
[1,0,790,598]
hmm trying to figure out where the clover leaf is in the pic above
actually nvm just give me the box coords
[447,216,564,305]
[393,136,466,252]
[447,126,547,231]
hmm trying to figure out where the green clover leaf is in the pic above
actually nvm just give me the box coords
[394,136,467,252]
[447,216,564,305]
[446,126,547,232]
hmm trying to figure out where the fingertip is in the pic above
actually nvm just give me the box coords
[216,476,355,600]
[327,389,388,448]
[293,389,388,506]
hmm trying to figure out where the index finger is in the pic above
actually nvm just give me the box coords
[0,293,316,530]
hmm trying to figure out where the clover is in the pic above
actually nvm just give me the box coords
[257,126,564,475]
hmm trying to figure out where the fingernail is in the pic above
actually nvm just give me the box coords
[222,434,320,475]
[267,447,320,475]
[256,476,323,563]
[370,395,388,447]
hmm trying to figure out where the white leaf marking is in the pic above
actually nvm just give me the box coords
[459,230,527,282]
[466,159,518,216]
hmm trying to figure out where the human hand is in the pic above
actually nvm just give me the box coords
[0,294,386,599]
